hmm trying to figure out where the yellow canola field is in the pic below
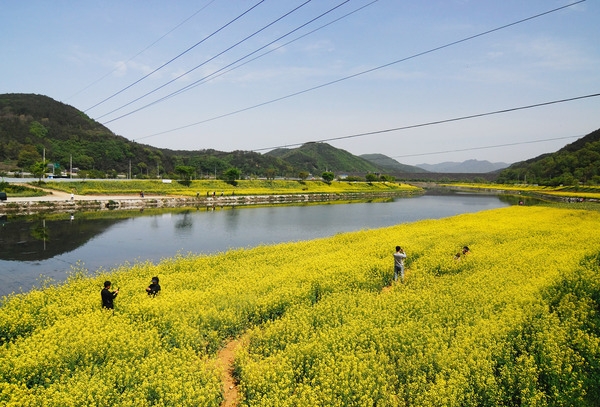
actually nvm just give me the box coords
[43,179,419,197]
[1,206,600,406]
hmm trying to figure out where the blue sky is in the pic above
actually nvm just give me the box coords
[2,0,598,165]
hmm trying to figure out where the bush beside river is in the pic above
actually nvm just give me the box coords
[1,206,600,406]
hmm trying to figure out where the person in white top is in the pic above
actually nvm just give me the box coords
[393,246,407,283]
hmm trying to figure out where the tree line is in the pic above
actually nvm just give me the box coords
[497,128,600,186]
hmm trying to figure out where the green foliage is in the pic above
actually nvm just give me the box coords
[264,168,276,180]
[28,121,48,138]
[498,128,600,185]
[321,171,334,182]
[1,94,417,180]
[365,173,378,182]
[223,167,241,181]
[266,142,382,174]
[175,165,195,181]
[359,153,425,173]
[29,160,47,181]
[17,145,41,168]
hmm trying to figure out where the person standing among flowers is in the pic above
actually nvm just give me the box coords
[101,281,119,309]
[146,276,161,296]
[393,246,407,283]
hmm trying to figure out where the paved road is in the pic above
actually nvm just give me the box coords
[4,189,153,203]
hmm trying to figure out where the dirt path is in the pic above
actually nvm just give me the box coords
[214,276,403,406]
[217,339,241,407]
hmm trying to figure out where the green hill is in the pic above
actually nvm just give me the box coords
[0,94,297,178]
[266,142,382,175]
[0,93,171,176]
[360,153,425,173]
[497,128,600,185]
[0,93,407,179]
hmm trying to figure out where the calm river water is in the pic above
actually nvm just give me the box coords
[0,192,515,297]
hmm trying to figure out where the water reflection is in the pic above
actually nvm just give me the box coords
[0,215,127,261]
[0,194,514,296]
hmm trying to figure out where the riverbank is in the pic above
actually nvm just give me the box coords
[0,191,419,216]
[0,179,421,215]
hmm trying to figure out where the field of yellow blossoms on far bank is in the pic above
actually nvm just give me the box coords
[1,205,600,406]
[446,182,600,201]
[41,179,419,197]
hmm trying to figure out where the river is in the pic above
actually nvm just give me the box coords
[0,192,518,297]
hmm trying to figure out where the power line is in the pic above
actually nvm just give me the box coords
[249,92,600,151]
[132,0,585,142]
[97,0,318,121]
[65,0,218,102]
[84,0,266,113]
[390,135,581,160]
[166,0,379,99]
[101,0,359,124]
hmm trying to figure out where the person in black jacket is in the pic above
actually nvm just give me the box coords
[146,276,161,296]
[101,281,119,309]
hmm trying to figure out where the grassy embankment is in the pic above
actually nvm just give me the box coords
[1,205,600,406]
[446,182,600,200]
[41,179,419,197]
[0,182,46,197]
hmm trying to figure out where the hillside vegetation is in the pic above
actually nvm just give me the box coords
[497,127,600,185]
[1,206,599,406]
[360,153,425,173]
[266,143,402,174]
[0,94,398,180]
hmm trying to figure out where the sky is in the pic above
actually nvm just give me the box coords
[1,0,599,166]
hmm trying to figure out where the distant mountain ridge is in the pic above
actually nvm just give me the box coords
[266,142,381,174]
[0,93,401,177]
[1,93,596,183]
[359,154,424,173]
[416,159,510,173]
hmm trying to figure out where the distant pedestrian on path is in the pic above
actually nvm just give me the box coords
[70,192,74,201]
[393,246,407,283]
[101,281,119,309]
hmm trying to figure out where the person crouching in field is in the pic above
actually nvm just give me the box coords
[146,276,161,296]
[101,281,119,309]
[454,246,470,260]
[393,246,407,283]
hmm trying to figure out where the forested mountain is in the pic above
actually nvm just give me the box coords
[0,93,375,178]
[496,128,600,185]
[10,93,594,183]
[359,154,425,173]
[0,93,172,176]
[266,142,381,175]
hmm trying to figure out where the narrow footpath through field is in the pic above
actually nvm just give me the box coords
[217,339,241,407]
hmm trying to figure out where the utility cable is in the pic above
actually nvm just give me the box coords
[168,0,378,99]
[66,0,218,102]
[97,0,317,121]
[101,0,356,123]
[84,0,265,113]
[389,135,581,160]
[103,0,371,124]
[133,0,585,141]
[250,92,600,151]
